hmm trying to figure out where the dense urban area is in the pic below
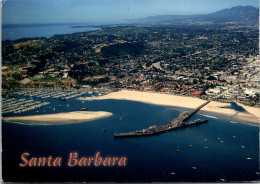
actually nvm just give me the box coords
[2,23,259,106]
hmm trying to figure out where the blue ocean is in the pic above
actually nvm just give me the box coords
[2,93,259,182]
[2,24,98,41]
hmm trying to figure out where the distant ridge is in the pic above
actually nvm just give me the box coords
[205,6,259,23]
[134,6,259,26]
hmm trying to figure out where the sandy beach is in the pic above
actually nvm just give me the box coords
[79,90,260,125]
[3,111,113,125]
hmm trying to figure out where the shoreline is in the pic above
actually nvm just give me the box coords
[78,90,260,125]
[2,111,113,125]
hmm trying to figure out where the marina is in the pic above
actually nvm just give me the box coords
[2,88,111,115]
[2,97,50,114]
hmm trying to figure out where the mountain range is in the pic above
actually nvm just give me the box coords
[132,6,259,26]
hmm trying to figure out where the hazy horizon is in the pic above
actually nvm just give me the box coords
[2,0,259,25]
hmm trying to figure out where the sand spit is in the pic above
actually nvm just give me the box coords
[2,111,113,125]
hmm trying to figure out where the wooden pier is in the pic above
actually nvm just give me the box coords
[176,100,211,122]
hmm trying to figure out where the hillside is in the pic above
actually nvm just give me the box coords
[135,6,259,26]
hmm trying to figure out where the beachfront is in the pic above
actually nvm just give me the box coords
[79,90,260,124]
[3,111,113,125]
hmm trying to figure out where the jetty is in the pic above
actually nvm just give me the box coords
[114,100,210,138]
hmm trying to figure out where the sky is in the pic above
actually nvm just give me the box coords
[2,0,259,24]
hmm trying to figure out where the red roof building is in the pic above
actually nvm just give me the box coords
[191,91,202,95]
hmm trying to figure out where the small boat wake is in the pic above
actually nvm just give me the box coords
[231,120,259,127]
[200,114,220,119]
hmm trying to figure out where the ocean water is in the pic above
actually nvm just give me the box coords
[2,24,98,41]
[2,95,259,182]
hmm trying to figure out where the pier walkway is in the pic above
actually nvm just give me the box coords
[170,100,211,124]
